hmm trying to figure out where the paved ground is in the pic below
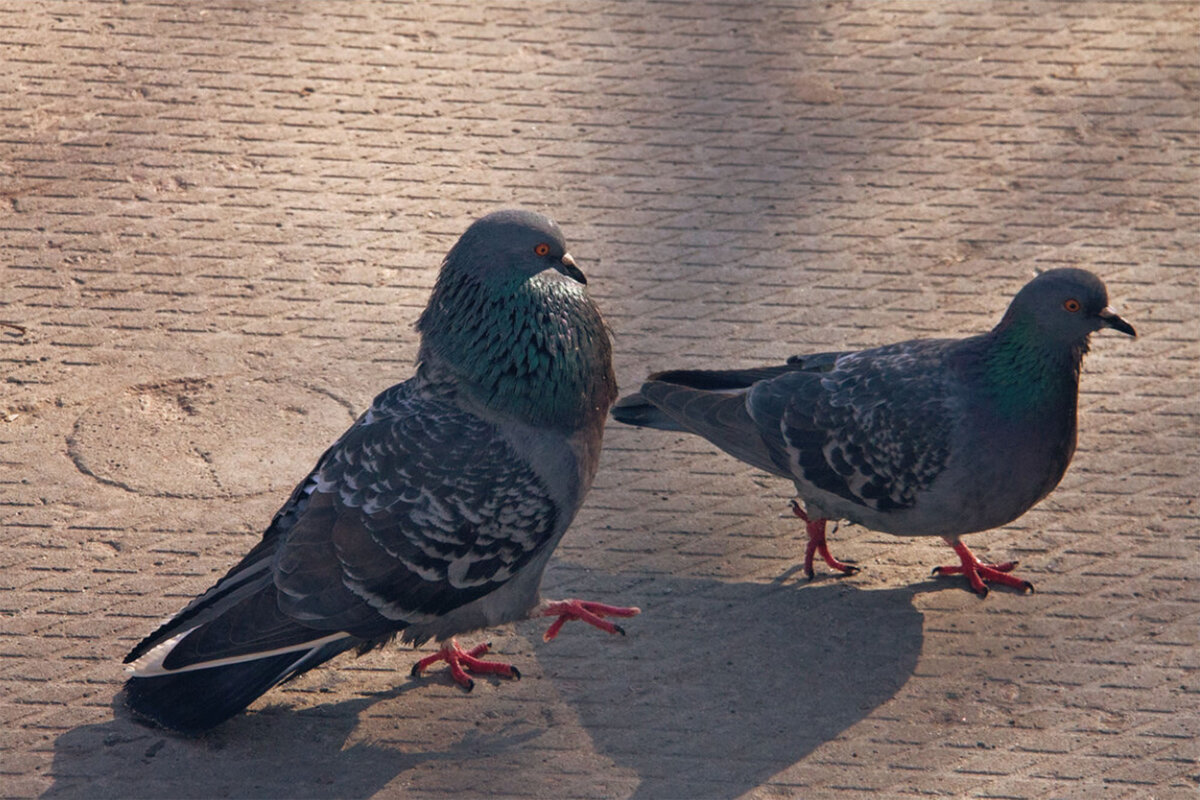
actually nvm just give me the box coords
[2,2,1197,798]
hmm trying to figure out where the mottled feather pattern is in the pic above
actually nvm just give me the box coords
[770,340,957,513]
[295,378,557,624]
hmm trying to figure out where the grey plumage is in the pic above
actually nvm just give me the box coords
[124,209,636,733]
[613,268,1135,596]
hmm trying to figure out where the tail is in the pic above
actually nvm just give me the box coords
[123,636,357,734]
[122,571,364,734]
[612,365,808,479]
[611,364,803,431]
[611,392,686,430]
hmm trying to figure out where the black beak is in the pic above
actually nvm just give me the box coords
[555,252,587,285]
[1098,306,1136,337]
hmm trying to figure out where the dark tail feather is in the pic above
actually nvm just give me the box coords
[611,392,686,430]
[647,364,805,390]
[616,380,788,478]
[612,364,805,430]
[123,637,356,735]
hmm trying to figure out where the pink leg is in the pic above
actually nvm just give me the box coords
[410,639,519,691]
[791,500,859,579]
[932,538,1034,597]
[539,599,642,642]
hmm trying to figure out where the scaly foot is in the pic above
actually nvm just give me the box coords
[933,538,1034,597]
[539,599,641,642]
[791,500,859,579]
[410,639,519,691]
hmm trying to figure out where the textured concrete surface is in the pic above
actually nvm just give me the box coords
[1,2,1197,798]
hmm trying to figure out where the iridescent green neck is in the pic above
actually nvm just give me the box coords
[417,272,615,429]
[979,318,1082,419]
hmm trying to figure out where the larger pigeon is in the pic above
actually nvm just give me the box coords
[124,209,638,733]
[612,268,1135,596]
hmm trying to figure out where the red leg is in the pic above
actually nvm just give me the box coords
[410,639,520,691]
[539,599,641,642]
[933,538,1034,597]
[791,500,859,579]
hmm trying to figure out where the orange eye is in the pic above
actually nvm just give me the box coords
[1063,298,1081,312]
[534,243,551,256]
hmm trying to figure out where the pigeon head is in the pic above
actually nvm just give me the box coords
[417,209,615,430]
[440,209,587,289]
[999,268,1136,345]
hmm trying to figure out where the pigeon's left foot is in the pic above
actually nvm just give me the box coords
[410,639,520,691]
[933,538,1034,597]
[539,599,641,642]
[791,500,859,579]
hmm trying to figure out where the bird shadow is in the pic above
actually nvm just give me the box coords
[41,682,477,800]
[42,572,923,800]
[534,569,925,800]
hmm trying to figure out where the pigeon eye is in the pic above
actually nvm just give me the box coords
[534,243,551,257]
[1063,298,1081,312]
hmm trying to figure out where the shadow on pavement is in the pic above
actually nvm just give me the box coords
[539,574,925,800]
[43,573,922,799]
[43,684,441,800]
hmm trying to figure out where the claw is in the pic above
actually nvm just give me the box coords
[410,640,519,690]
[540,599,640,642]
[935,539,1034,596]
[792,501,858,578]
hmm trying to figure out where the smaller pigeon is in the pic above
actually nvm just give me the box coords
[123,209,639,734]
[612,268,1135,596]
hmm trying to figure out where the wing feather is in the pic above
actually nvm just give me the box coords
[273,378,558,629]
[753,341,957,512]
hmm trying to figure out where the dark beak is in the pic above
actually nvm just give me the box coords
[1098,306,1136,337]
[555,252,587,285]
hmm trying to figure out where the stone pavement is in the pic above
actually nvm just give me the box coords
[1,2,1197,798]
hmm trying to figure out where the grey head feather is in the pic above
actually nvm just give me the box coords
[433,209,579,289]
[417,209,616,430]
[995,267,1136,344]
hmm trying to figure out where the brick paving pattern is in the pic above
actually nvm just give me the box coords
[1,2,1197,798]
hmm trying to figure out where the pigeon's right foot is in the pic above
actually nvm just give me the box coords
[933,538,1034,597]
[538,599,642,642]
[410,640,520,691]
[791,500,859,579]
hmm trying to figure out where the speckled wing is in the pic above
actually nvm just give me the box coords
[750,340,957,513]
[272,379,559,634]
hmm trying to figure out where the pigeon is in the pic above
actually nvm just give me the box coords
[612,268,1135,596]
[123,209,639,734]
